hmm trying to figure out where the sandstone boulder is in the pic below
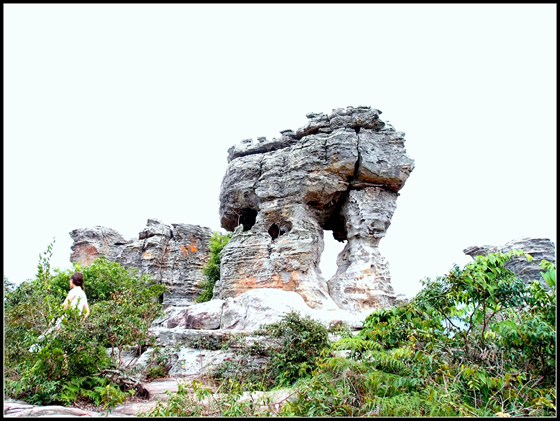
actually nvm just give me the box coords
[165,299,224,330]
[70,219,215,306]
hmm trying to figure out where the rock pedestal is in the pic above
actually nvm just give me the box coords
[217,106,414,312]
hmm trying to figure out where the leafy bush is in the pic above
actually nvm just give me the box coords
[492,260,556,379]
[4,242,167,408]
[209,311,331,393]
[144,346,174,380]
[257,311,330,387]
[195,232,232,303]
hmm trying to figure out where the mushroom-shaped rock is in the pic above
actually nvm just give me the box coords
[217,106,415,312]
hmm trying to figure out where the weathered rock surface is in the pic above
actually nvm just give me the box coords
[463,237,556,286]
[70,226,131,265]
[165,299,224,330]
[70,219,215,306]
[217,106,414,312]
[3,399,137,417]
[145,289,367,379]
[142,288,366,379]
[4,400,101,417]
[150,288,365,336]
[168,347,239,378]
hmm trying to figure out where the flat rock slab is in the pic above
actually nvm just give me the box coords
[142,377,181,399]
[110,401,159,416]
[5,396,162,418]
[4,401,103,417]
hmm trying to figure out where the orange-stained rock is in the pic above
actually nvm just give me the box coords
[70,219,214,306]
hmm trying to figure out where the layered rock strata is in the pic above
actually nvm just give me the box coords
[464,237,556,287]
[70,219,214,306]
[217,106,415,312]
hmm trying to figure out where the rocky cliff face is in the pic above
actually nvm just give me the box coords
[70,219,214,306]
[217,106,415,312]
[463,237,556,286]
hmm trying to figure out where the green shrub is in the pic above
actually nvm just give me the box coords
[145,346,174,380]
[195,232,232,303]
[207,311,331,393]
[257,311,330,387]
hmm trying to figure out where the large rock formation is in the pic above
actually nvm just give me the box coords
[217,106,414,312]
[464,237,556,286]
[70,219,215,306]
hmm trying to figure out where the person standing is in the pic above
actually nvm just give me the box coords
[63,272,90,319]
[29,272,90,352]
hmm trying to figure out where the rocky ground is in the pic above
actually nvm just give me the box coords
[4,377,181,417]
[4,375,296,417]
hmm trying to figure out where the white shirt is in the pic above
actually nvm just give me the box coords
[66,287,88,313]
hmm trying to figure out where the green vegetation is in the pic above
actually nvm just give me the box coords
[209,311,333,393]
[4,240,167,409]
[256,311,331,387]
[195,231,232,303]
[278,251,556,417]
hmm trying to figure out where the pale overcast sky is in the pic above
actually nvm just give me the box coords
[4,4,556,298]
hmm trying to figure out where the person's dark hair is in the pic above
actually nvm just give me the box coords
[70,272,84,289]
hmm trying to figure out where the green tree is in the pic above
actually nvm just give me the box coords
[415,250,531,354]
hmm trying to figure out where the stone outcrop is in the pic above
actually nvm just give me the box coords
[70,226,131,265]
[217,106,414,312]
[463,237,556,286]
[150,288,366,335]
[70,219,215,306]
